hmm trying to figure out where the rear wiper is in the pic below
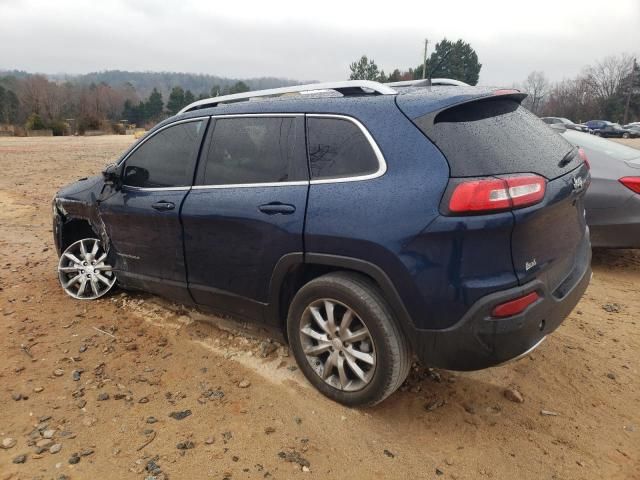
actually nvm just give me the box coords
[558,148,577,168]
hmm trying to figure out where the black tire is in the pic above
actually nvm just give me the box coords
[287,272,411,407]
[622,132,630,139]
[594,131,602,136]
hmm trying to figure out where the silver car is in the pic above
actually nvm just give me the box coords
[560,129,640,248]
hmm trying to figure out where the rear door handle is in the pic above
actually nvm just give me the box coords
[258,202,296,215]
[152,201,175,211]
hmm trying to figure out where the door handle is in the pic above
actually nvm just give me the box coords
[152,201,175,211]
[258,202,296,215]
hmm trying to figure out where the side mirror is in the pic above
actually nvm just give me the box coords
[102,163,121,189]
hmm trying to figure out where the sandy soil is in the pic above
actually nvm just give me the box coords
[0,135,638,480]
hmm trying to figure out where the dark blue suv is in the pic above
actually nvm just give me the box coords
[53,80,592,406]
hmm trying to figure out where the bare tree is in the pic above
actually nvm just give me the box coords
[584,54,634,102]
[521,71,549,114]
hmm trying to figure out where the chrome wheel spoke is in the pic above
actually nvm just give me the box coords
[91,239,99,255]
[304,341,332,356]
[310,306,331,335]
[79,240,88,258]
[59,266,81,273]
[64,252,82,264]
[95,273,113,286]
[63,274,83,288]
[344,353,367,382]
[322,351,337,380]
[301,325,328,342]
[339,309,353,336]
[337,355,349,388]
[343,328,369,344]
[345,347,374,365]
[77,277,88,295]
[324,300,337,332]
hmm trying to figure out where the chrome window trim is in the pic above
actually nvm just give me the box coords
[117,113,386,192]
[121,185,191,192]
[191,180,308,190]
[306,114,387,185]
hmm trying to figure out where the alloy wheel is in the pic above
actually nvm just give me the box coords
[299,298,376,392]
[58,238,116,300]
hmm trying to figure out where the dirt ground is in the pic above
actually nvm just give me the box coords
[0,135,638,480]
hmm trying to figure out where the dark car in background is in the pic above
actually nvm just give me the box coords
[541,116,588,132]
[585,120,632,138]
[559,129,640,248]
[52,80,592,406]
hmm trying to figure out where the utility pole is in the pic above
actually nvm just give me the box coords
[422,39,428,80]
[623,57,637,125]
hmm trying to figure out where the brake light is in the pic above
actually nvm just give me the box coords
[578,148,590,170]
[492,291,540,318]
[620,177,640,194]
[493,89,521,96]
[449,174,546,213]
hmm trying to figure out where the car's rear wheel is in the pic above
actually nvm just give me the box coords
[287,272,411,407]
[594,131,602,136]
[622,132,630,139]
[58,238,116,300]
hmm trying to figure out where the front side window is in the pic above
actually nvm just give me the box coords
[307,117,380,180]
[123,120,204,188]
[198,116,307,185]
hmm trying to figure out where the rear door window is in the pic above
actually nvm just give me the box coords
[123,120,205,188]
[307,117,381,180]
[197,116,307,185]
[416,99,576,180]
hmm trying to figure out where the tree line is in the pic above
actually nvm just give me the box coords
[518,55,639,124]
[349,39,482,86]
[0,73,263,134]
[350,40,638,123]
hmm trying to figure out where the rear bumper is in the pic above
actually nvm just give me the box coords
[411,249,592,371]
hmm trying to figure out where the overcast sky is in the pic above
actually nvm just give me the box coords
[1,0,639,86]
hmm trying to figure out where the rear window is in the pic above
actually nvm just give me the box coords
[416,99,576,179]
[307,117,380,180]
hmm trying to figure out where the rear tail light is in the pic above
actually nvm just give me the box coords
[578,148,590,170]
[448,174,546,214]
[492,291,540,318]
[620,177,640,194]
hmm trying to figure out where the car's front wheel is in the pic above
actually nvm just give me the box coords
[58,238,116,300]
[287,272,411,407]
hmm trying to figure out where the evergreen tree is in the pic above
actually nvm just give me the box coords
[349,55,382,81]
[228,81,250,94]
[145,88,164,120]
[184,89,195,106]
[414,39,482,86]
[166,86,185,115]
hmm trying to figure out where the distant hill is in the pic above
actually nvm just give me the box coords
[0,69,306,98]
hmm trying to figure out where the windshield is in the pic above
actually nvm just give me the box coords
[562,130,640,161]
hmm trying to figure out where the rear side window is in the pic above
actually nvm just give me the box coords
[198,117,307,185]
[307,117,380,180]
[123,120,204,188]
[416,99,576,180]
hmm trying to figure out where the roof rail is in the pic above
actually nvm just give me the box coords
[178,80,397,114]
[386,78,470,87]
